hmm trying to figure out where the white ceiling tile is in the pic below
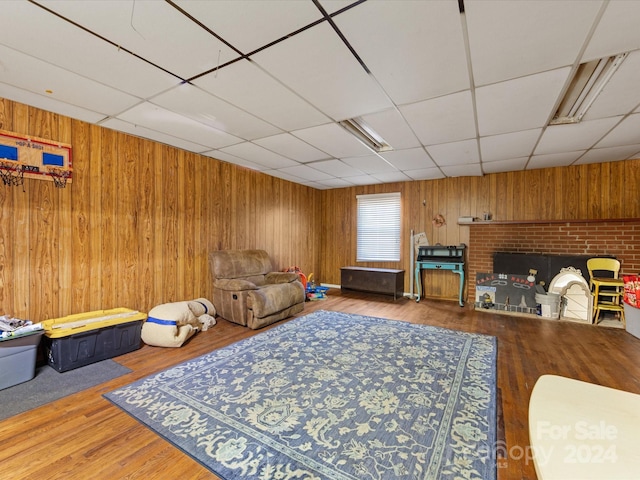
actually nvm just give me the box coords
[174,0,321,54]
[308,159,364,178]
[574,145,640,165]
[319,1,357,15]
[582,51,640,121]
[220,142,299,169]
[262,169,307,184]
[0,1,177,99]
[276,165,334,182]
[441,164,483,177]
[341,175,383,186]
[0,44,140,116]
[582,1,640,61]
[117,102,242,149]
[342,155,397,174]
[151,84,281,140]
[372,172,412,183]
[292,123,371,158]
[476,68,571,136]
[400,91,476,145]
[360,109,421,150]
[482,157,529,174]
[0,83,105,124]
[101,118,209,153]
[526,151,585,170]
[596,113,640,148]
[427,139,480,167]
[466,0,603,86]
[205,150,267,171]
[40,0,240,79]
[194,61,329,132]
[403,168,446,181]
[252,22,392,120]
[315,177,356,188]
[254,134,329,163]
[334,0,469,104]
[535,117,622,155]
[381,148,435,171]
[480,129,542,162]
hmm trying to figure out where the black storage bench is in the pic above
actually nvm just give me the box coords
[340,267,405,300]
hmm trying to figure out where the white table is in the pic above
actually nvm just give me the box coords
[529,375,640,479]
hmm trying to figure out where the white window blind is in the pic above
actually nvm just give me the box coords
[356,192,401,262]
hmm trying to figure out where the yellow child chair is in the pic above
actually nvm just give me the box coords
[586,257,625,326]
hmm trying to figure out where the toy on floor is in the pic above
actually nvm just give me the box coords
[305,273,329,301]
[141,298,216,348]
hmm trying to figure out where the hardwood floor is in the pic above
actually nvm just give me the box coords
[2,291,639,479]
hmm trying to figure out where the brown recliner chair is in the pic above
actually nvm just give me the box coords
[209,249,305,329]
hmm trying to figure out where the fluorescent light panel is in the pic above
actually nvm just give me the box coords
[551,52,628,125]
[339,117,393,152]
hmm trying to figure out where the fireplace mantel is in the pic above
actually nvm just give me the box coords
[465,217,640,225]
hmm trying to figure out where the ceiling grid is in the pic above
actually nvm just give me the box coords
[0,0,637,189]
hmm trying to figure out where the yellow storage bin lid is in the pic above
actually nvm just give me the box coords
[42,308,147,338]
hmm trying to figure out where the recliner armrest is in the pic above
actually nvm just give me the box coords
[214,278,259,291]
[265,272,300,284]
[248,281,304,318]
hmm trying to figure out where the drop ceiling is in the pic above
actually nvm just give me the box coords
[1,0,639,189]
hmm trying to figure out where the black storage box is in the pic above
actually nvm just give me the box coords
[42,309,145,372]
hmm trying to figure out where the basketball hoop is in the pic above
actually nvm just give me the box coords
[0,160,25,188]
[47,166,72,188]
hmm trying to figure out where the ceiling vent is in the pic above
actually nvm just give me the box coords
[339,117,393,153]
[551,53,627,125]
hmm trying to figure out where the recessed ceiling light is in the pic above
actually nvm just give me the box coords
[339,117,393,153]
[551,52,628,125]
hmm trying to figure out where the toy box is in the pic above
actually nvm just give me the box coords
[42,308,146,372]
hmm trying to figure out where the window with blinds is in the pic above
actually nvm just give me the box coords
[356,192,401,262]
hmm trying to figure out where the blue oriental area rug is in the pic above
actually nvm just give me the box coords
[105,310,497,479]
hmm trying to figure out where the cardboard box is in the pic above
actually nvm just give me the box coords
[42,308,145,372]
[0,331,44,390]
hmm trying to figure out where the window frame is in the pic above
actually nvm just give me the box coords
[356,192,401,262]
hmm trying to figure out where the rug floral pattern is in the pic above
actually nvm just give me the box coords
[106,310,497,479]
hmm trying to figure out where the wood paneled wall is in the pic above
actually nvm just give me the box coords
[0,98,321,320]
[319,161,640,301]
[2,96,639,318]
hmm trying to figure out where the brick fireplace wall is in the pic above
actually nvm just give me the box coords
[467,219,640,302]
